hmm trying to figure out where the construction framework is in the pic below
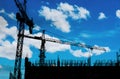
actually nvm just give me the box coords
[10,0,109,79]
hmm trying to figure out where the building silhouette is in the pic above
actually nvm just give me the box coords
[24,53,120,79]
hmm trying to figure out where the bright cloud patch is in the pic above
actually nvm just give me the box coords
[0,9,5,13]
[0,16,8,40]
[24,32,70,54]
[39,6,70,33]
[33,25,41,31]
[0,14,110,60]
[116,9,120,19]
[0,16,32,59]
[58,2,74,12]
[39,2,90,33]
[0,65,2,69]
[92,45,110,55]
[70,49,91,57]
[58,3,90,20]
[0,16,70,59]
[7,12,16,20]
[98,12,106,20]
[0,16,110,59]
[70,45,110,57]
[0,9,16,20]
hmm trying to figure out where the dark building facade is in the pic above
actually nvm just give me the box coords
[24,57,120,79]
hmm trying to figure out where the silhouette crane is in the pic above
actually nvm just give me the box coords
[22,30,106,66]
[13,0,34,79]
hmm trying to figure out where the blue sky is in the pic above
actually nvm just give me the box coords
[0,0,120,79]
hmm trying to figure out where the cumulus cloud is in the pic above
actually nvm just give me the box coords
[75,6,90,20]
[0,16,8,40]
[39,6,70,33]
[116,9,120,19]
[57,2,74,13]
[58,3,90,20]
[0,16,70,59]
[98,12,106,20]
[0,16,110,59]
[24,32,70,53]
[0,16,32,59]
[39,2,90,33]
[70,49,91,57]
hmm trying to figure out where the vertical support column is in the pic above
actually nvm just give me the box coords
[57,56,60,67]
[39,30,46,66]
[14,22,24,79]
[87,48,93,66]
[88,56,91,66]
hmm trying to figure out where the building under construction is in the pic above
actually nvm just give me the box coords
[24,53,120,79]
[9,0,120,79]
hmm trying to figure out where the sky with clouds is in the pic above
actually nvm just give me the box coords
[0,0,120,79]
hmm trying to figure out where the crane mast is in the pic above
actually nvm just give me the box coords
[12,0,106,78]
[13,0,34,79]
[39,30,46,66]
[14,20,24,79]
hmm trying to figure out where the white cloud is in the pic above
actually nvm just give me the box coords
[70,49,91,57]
[92,45,110,55]
[0,65,2,69]
[0,9,16,20]
[75,6,90,20]
[0,16,70,60]
[39,6,70,33]
[57,2,74,13]
[0,41,17,60]
[33,25,41,31]
[24,32,70,53]
[0,16,110,60]
[0,16,8,40]
[0,16,8,27]
[0,9,5,13]
[70,44,110,57]
[7,13,16,20]
[116,9,120,19]
[24,32,110,58]
[39,3,90,33]
[45,35,70,53]
[58,3,90,20]
[0,16,17,40]
[98,12,106,20]
[0,16,32,60]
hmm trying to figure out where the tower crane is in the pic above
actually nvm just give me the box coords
[13,0,34,79]
[22,30,106,66]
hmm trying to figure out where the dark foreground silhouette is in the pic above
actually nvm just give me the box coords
[24,57,120,79]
